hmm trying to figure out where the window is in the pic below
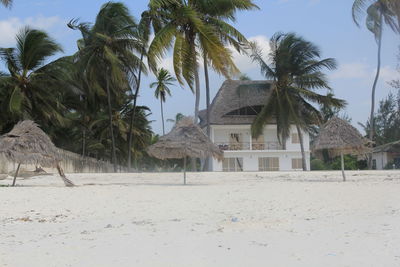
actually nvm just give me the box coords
[372,159,377,170]
[258,157,279,171]
[292,158,302,169]
[291,133,300,144]
[223,158,243,172]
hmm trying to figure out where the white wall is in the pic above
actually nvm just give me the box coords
[212,151,310,172]
[372,152,388,170]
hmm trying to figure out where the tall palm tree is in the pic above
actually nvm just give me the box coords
[250,32,346,171]
[69,2,143,171]
[0,27,66,129]
[194,0,259,137]
[150,68,176,135]
[127,10,153,169]
[148,0,237,124]
[352,0,400,168]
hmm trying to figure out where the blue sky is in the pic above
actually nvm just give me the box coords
[0,0,399,134]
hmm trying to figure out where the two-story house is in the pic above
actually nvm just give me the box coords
[199,80,310,172]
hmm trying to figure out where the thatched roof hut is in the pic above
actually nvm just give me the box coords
[0,120,74,186]
[147,117,223,184]
[312,117,369,181]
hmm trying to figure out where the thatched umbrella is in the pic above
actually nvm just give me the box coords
[312,117,369,181]
[0,120,74,187]
[147,117,223,184]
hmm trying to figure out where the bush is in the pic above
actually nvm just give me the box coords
[331,155,358,170]
[311,159,326,170]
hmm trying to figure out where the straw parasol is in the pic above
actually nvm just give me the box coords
[0,120,74,187]
[147,117,223,184]
[312,117,370,181]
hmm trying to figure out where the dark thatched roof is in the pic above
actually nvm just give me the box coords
[147,117,223,160]
[0,120,61,167]
[373,140,400,153]
[199,80,273,127]
[312,117,370,156]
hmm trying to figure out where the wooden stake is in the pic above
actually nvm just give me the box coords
[12,163,21,186]
[183,156,187,185]
[341,152,346,182]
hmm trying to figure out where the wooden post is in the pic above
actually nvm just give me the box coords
[341,152,346,182]
[12,163,21,186]
[183,156,187,185]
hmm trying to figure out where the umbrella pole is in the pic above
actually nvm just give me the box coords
[183,156,187,185]
[341,152,346,182]
[12,163,21,187]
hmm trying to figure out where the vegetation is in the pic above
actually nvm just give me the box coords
[249,32,346,171]
[352,0,400,168]
[150,68,176,135]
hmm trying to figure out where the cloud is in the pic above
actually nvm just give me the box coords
[0,16,64,47]
[331,62,370,79]
[331,62,400,84]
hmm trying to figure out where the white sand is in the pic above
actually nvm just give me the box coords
[1,171,400,267]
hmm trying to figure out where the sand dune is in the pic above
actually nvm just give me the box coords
[1,171,399,267]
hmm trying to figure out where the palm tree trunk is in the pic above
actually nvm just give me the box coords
[203,55,211,171]
[368,14,383,169]
[82,128,86,157]
[161,99,165,135]
[192,42,200,171]
[127,50,145,170]
[296,124,307,171]
[105,70,117,172]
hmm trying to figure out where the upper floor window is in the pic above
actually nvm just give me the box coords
[225,105,264,116]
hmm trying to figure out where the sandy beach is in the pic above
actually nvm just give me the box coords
[1,171,400,267]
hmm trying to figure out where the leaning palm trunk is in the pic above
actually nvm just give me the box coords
[105,71,117,172]
[127,50,145,170]
[368,14,383,169]
[296,124,307,171]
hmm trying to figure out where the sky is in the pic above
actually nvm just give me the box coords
[0,0,399,135]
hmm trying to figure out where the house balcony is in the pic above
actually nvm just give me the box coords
[216,142,284,151]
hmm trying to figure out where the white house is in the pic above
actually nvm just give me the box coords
[372,140,400,170]
[199,80,310,172]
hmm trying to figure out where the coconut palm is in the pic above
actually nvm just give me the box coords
[194,0,258,137]
[148,0,237,124]
[0,27,66,130]
[352,0,400,168]
[127,10,153,169]
[250,32,346,171]
[167,112,185,124]
[150,68,176,135]
[68,2,143,171]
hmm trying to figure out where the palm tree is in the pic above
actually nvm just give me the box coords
[127,10,153,169]
[150,68,176,135]
[1,0,12,7]
[250,32,346,171]
[167,112,184,124]
[0,27,66,129]
[194,0,259,137]
[352,0,400,168]
[69,2,143,171]
[148,0,237,124]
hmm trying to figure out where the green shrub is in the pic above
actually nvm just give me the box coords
[311,159,326,170]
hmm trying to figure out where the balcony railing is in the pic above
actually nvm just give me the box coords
[216,142,283,151]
